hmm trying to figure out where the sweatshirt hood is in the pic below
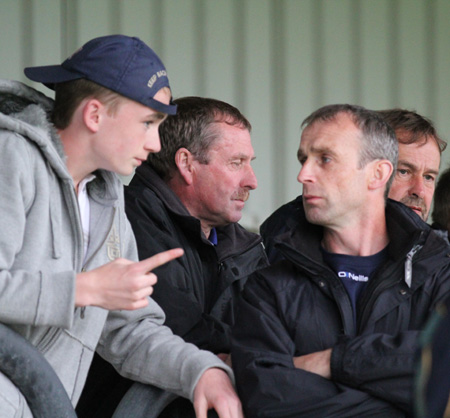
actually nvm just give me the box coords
[0,79,70,182]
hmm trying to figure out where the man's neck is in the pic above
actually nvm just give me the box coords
[58,128,96,192]
[321,215,389,256]
[201,224,212,240]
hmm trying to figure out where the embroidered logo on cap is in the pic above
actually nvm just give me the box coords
[147,70,167,88]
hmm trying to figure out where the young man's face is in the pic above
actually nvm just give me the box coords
[187,122,257,229]
[388,135,440,221]
[297,113,372,229]
[93,88,170,176]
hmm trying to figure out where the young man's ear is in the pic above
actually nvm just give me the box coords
[174,148,195,185]
[368,159,394,191]
[82,99,103,133]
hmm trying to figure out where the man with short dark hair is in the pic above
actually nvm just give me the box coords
[231,104,450,417]
[127,96,267,357]
[0,35,242,417]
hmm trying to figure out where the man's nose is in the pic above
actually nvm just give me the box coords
[297,160,314,184]
[243,166,258,190]
[409,176,425,198]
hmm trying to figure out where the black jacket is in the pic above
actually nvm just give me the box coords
[232,199,450,417]
[125,163,269,352]
[260,194,303,264]
[76,164,269,417]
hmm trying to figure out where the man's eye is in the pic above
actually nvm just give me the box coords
[321,156,331,164]
[397,169,409,176]
[424,175,435,182]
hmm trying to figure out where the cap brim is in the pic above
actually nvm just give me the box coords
[24,64,177,115]
[146,97,177,115]
[24,65,83,89]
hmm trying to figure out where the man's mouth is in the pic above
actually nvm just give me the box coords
[234,190,250,202]
[400,196,427,220]
[303,194,321,203]
[408,205,422,213]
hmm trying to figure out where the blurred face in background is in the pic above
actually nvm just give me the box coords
[388,133,440,221]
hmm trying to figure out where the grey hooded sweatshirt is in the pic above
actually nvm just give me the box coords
[0,79,231,413]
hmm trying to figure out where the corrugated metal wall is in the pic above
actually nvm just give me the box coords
[1,0,449,230]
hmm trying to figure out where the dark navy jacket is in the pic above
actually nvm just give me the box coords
[232,199,450,417]
[126,163,269,352]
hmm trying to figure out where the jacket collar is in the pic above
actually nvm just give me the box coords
[274,197,437,269]
[130,163,263,257]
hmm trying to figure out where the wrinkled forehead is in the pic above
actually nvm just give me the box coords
[299,116,361,152]
[397,138,441,170]
[208,123,254,155]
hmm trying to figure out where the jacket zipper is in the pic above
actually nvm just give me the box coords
[78,207,117,319]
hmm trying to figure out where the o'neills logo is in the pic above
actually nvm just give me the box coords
[147,70,167,88]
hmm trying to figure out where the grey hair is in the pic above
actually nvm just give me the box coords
[302,104,398,194]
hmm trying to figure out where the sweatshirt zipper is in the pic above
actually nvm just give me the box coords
[78,206,117,319]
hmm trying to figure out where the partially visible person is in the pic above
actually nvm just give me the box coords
[78,96,268,417]
[0,34,242,418]
[431,167,450,239]
[414,296,450,418]
[377,108,446,222]
[261,108,446,263]
[232,104,450,417]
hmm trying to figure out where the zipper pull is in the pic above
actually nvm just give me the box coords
[405,245,422,288]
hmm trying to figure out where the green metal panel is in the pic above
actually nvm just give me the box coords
[0,0,449,229]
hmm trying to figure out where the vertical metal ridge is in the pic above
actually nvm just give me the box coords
[424,0,436,118]
[155,0,164,54]
[61,0,79,58]
[351,0,362,105]
[194,0,206,95]
[312,0,324,108]
[21,0,33,69]
[387,0,400,107]
[271,0,287,204]
[233,0,247,111]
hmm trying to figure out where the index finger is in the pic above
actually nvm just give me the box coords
[193,398,207,418]
[137,248,184,273]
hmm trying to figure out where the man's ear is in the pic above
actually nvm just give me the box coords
[174,147,194,185]
[368,159,394,191]
[82,98,103,133]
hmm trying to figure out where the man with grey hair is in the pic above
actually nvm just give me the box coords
[261,108,446,264]
[231,104,450,417]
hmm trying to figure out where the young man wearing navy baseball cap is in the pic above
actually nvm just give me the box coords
[0,35,242,417]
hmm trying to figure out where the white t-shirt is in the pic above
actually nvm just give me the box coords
[77,174,96,262]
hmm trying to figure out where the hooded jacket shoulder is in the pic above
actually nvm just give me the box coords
[0,82,232,411]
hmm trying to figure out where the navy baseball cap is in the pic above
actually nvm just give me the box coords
[24,34,177,115]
